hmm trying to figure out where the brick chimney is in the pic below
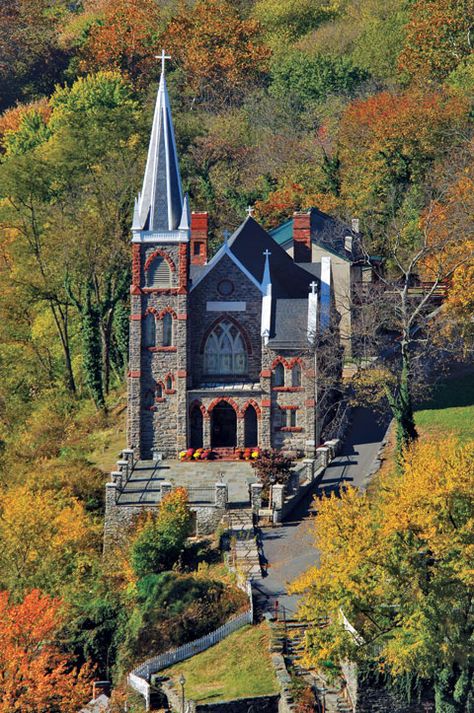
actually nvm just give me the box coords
[293,210,312,263]
[190,212,208,265]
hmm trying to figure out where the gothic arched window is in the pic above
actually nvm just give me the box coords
[204,320,247,376]
[165,375,173,391]
[162,312,173,346]
[156,383,163,398]
[292,363,301,387]
[147,256,172,288]
[273,362,284,387]
[143,313,156,347]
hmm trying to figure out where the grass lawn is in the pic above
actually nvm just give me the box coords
[415,373,474,441]
[161,623,279,704]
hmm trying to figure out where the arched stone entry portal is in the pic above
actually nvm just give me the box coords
[244,405,258,447]
[211,401,237,448]
[190,405,203,449]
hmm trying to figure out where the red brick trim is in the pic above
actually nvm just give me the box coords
[144,248,176,273]
[177,370,187,377]
[142,288,182,295]
[147,346,177,353]
[164,372,175,389]
[271,356,290,369]
[261,399,271,407]
[158,306,177,320]
[272,386,304,392]
[130,285,142,295]
[178,243,188,288]
[305,399,315,407]
[130,314,142,321]
[241,399,262,419]
[288,357,304,368]
[155,397,166,403]
[177,313,188,320]
[128,370,141,377]
[280,405,299,410]
[260,369,272,378]
[199,314,253,355]
[207,397,240,416]
[280,426,303,432]
[164,389,176,395]
[132,244,141,286]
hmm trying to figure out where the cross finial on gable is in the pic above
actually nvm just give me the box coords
[309,281,318,295]
[155,49,171,75]
[263,249,272,258]
[246,205,255,217]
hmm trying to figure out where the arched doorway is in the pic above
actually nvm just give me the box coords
[244,406,258,448]
[190,405,203,449]
[211,401,237,448]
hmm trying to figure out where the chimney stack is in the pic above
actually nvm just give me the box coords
[293,210,312,263]
[190,212,208,265]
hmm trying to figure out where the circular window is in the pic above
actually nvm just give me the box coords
[217,279,234,296]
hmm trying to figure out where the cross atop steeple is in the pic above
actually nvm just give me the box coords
[309,281,318,295]
[246,206,255,217]
[155,50,171,75]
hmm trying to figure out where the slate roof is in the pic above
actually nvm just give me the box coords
[228,217,319,298]
[270,208,363,263]
[267,298,308,349]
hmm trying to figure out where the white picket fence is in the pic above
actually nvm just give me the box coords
[128,580,253,708]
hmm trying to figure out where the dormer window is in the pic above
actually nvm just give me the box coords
[147,256,172,288]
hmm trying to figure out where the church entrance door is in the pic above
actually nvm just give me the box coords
[244,406,258,448]
[211,401,237,448]
[190,405,203,449]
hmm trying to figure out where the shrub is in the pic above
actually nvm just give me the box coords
[250,449,295,499]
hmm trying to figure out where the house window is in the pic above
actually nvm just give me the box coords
[143,313,156,347]
[147,256,172,288]
[288,410,297,427]
[292,363,301,387]
[165,375,173,390]
[273,362,284,387]
[204,319,248,376]
[162,313,173,346]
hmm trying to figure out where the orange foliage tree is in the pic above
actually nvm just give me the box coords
[0,589,92,712]
[165,0,271,106]
[338,88,469,222]
[254,183,341,229]
[398,0,474,83]
[78,0,163,84]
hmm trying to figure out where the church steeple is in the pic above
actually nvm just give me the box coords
[133,53,186,235]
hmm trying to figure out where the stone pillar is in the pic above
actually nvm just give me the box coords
[110,470,123,489]
[203,415,211,450]
[316,445,331,467]
[303,458,315,481]
[122,447,135,463]
[117,459,129,481]
[104,482,119,552]
[236,416,244,448]
[215,482,228,508]
[160,481,173,498]
[271,484,285,524]
[250,483,263,514]
[325,438,340,457]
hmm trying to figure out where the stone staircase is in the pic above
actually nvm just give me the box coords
[276,620,354,712]
[225,509,262,579]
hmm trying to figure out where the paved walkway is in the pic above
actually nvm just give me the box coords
[253,407,389,616]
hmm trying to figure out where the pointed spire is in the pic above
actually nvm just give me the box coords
[134,55,184,233]
[178,193,190,231]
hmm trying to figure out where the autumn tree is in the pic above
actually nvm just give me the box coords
[0,589,91,712]
[398,0,474,84]
[292,439,474,712]
[165,0,271,108]
[76,0,164,85]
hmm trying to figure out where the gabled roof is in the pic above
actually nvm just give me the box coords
[269,208,363,263]
[191,217,319,298]
[134,72,183,232]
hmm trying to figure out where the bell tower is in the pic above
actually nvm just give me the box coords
[127,55,190,459]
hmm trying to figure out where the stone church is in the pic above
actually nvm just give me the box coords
[127,66,370,461]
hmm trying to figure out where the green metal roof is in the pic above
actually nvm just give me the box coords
[269,219,293,246]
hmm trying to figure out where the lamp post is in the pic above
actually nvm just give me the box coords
[179,673,186,712]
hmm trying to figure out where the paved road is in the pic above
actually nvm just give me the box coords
[253,407,389,616]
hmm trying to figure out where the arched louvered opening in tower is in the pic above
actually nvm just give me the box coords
[147,256,172,288]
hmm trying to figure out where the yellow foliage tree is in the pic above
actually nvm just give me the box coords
[291,439,474,711]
